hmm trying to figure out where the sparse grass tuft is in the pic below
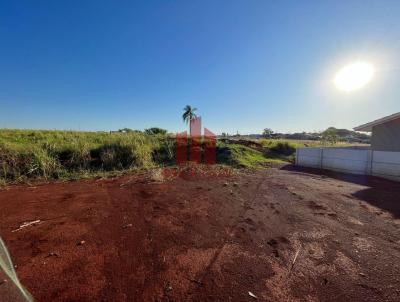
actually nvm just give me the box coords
[0,177,6,189]
[149,168,165,183]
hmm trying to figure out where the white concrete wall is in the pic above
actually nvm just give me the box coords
[371,151,400,181]
[296,148,321,168]
[322,148,370,175]
[296,147,400,181]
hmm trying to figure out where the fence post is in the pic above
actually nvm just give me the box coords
[366,150,373,175]
[319,148,324,169]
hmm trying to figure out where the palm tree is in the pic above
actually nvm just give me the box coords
[182,105,198,124]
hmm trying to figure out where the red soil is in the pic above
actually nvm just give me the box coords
[0,166,400,301]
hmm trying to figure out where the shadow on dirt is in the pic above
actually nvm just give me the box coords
[281,164,400,218]
[353,188,400,218]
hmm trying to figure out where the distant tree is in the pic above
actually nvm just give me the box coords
[182,105,198,136]
[117,128,143,134]
[262,128,274,138]
[323,127,370,144]
[144,127,168,135]
[322,128,339,145]
[182,105,198,124]
[118,128,133,133]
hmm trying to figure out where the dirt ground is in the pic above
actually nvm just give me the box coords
[0,165,400,302]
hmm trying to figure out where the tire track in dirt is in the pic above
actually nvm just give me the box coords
[187,177,266,299]
[98,181,157,301]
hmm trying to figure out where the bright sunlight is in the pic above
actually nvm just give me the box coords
[334,61,375,92]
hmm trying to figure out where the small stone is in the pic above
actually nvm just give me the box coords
[233,182,239,187]
[359,273,366,277]
[164,282,173,292]
[77,240,86,246]
[47,252,59,257]
[123,224,133,229]
[223,182,229,187]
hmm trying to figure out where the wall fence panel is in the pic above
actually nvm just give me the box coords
[296,147,400,181]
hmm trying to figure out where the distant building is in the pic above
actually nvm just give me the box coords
[354,112,400,152]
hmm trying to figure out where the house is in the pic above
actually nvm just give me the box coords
[354,112,400,152]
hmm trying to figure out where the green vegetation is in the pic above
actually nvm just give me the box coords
[144,127,168,135]
[223,137,364,168]
[259,140,297,155]
[260,139,305,150]
[217,143,287,168]
[321,128,339,144]
[182,105,198,124]
[256,127,370,144]
[259,138,362,149]
[0,129,302,184]
[0,129,174,183]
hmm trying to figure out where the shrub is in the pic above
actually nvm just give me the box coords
[92,138,154,171]
[0,144,61,180]
[217,143,285,168]
[152,137,175,165]
[0,130,158,182]
[144,127,168,135]
[269,141,296,156]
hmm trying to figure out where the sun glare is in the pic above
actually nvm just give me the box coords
[334,61,374,92]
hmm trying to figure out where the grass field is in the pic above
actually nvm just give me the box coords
[0,129,175,183]
[0,129,360,184]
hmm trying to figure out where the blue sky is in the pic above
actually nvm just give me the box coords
[1,1,400,134]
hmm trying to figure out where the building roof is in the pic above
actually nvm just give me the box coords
[354,112,400,132]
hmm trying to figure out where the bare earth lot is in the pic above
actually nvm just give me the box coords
[1,166,400,302]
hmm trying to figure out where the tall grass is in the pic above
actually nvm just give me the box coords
[217,143,286,168]
[0,129,174,183]
[0,130,301,184]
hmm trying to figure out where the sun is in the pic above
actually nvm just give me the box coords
[334,61,375,92]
